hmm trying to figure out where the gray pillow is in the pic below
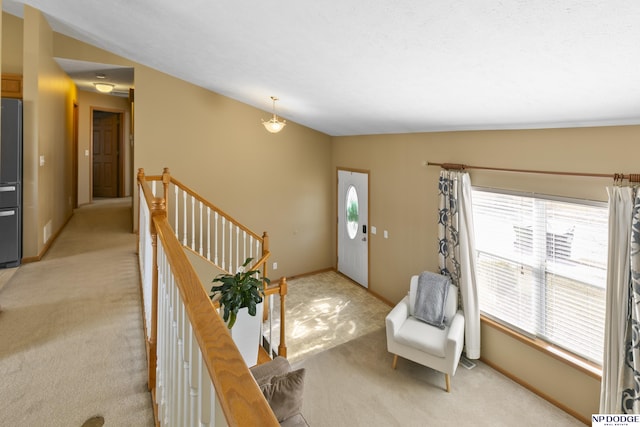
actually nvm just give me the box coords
[250,356,291,386]
[259,368,305,422]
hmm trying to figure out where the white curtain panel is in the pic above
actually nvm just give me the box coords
[600,186,640,413]
[437,170,481,359]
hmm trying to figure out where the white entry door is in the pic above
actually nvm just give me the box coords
[337,170,368,288]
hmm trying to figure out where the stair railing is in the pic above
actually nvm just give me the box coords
[137,168,283,426]
[163,171,267,277]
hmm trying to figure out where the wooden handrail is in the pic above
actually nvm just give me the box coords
[154,218,279,426]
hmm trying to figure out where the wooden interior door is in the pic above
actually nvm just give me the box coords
[92,111,120,198]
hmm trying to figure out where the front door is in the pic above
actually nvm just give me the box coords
[92,111,120,198]
[337,169,369,288]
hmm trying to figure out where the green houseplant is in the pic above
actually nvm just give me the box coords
[210,257,269,329]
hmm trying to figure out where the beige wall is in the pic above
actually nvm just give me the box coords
[2,11,22,74]
[21,7,75,258]
[332,125,640,421]
[134,65,333,278]
[332,126,639,304]
[76,90,132,205]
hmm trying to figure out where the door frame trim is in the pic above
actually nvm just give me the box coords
[336,167,370,287]
[90,107,126,200]
[72,102,79,209]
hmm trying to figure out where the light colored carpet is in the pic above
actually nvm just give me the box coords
[294,327,583,427]
[0,198,154,426]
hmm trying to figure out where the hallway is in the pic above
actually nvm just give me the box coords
[0,198,154,426]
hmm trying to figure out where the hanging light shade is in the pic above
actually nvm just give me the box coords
[262,96,286,133]
[94,83,115,93]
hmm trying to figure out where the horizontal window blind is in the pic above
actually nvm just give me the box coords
[472,189,608,364]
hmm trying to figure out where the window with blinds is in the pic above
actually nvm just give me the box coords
[472,188,608,365]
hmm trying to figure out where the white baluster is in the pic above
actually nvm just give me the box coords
[256,240,260,264]
[236,226,240,269]
[198,351,211,427]
[188,327,198,427]
[214,212,218,266]
[213,385,224,426]
[229,221,234,271]
[155,245,165,422]
[221,217,226,271]
[243,230,247,265]
[167,283,176,426]
[158,247,167,424]
[269,293,274,357]
[207,208,211,261]
[182,190,187,246]
[199,201,204,256]
[191,196,196,250]
[178,303,187,426]
[173,281,181,427]
[172,186,177,239]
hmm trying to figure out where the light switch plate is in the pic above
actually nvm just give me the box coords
[39,155,45,166]
[371,226,377,235]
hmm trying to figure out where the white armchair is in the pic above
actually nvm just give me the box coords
[385,274,465,392]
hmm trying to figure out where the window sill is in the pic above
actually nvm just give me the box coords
[481,315,602,380]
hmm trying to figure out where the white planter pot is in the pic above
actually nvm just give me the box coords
[225,302,263,367]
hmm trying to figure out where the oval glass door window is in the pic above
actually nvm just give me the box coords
[345,185,359,239]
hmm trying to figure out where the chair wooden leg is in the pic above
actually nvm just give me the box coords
[392,354,398,369]
[445,373,451,392]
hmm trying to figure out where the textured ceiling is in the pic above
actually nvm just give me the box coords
[4,0,640,136]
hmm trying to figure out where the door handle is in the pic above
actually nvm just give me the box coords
[362,224,367,234]
[0,210,16,217]
[0,186,16,192]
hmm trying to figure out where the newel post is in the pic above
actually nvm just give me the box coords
[162,167,170,207]
[148,179,167,391]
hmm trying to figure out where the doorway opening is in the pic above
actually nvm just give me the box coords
[91,109,124,199]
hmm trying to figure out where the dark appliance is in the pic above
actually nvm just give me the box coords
[0,98,22,267]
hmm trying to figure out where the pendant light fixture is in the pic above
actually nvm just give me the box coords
[262,96,286,133]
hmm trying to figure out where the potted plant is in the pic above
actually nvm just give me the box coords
[210,257,269,365]
[210,257,270,328]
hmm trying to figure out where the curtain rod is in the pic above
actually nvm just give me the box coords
[426,162,640,183]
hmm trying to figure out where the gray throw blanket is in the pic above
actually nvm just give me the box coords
[414,271,450,329]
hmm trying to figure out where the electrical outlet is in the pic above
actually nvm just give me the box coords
[273,262,278,270]
[384,230,389,239]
